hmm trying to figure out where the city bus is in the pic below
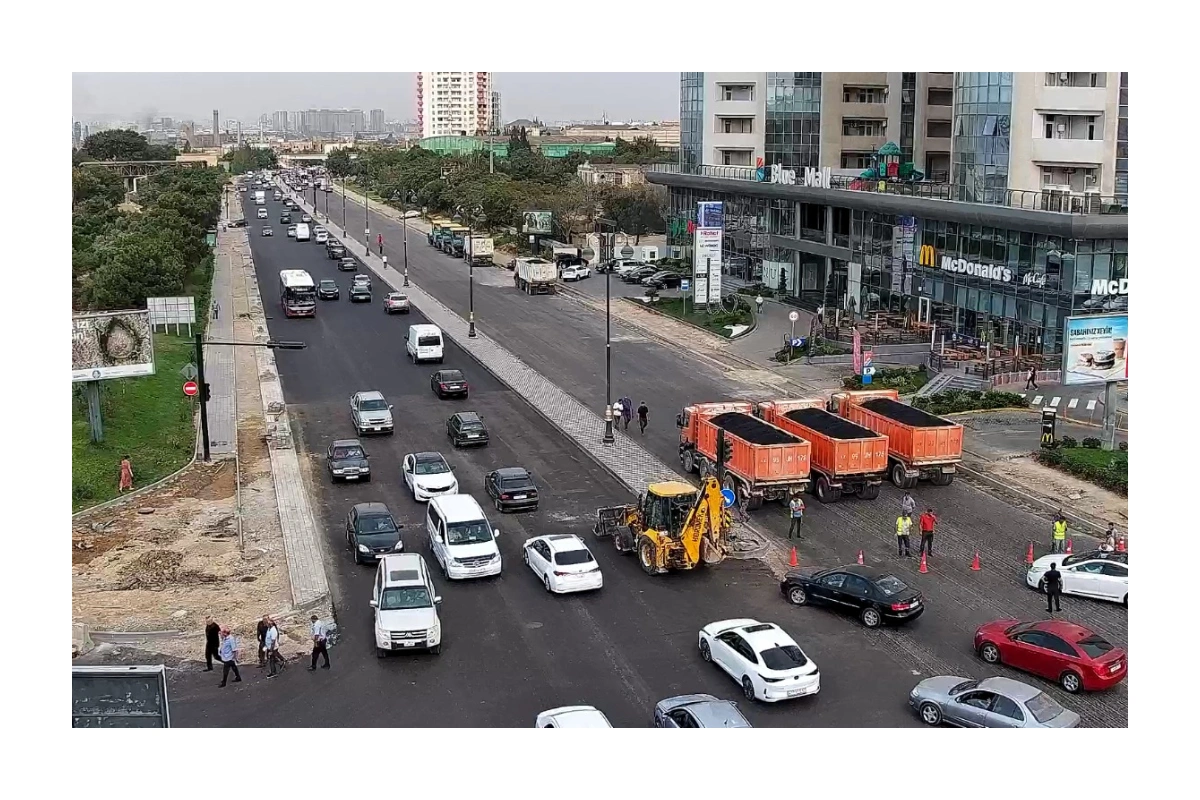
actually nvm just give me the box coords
[279,269,317,317]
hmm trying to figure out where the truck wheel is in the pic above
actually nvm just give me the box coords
[856,483,880,500]
[745,493,763,510]
[891,462,909,488]
[681,449,696,473]
[637,537,662,576]
[815,476,841,504]
[698,459,713,479]
[930,472,954,486]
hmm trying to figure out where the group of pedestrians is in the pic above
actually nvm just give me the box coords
[611,397,649,435]
[895,492,938,558]
[203,613,332,688]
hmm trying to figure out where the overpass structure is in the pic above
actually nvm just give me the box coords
[278,153,327,167]
[77,159,208,192]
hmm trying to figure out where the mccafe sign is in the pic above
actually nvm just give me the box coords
[917,245,1012,283]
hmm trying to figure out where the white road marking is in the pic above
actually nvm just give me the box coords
[1067,398,1079,409]
[1032,395,1044,405]
[1049,396,1061,407]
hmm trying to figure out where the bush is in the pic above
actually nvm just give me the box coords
[1059,436,1078,449]
[842,366,931,395]
[1118,441,1128,451]
[914,390,1029,416]
[1082,437,1102,449]
[1035,446,1128,496]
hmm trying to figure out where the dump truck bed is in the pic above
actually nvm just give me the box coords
[860,397,957,428]
[698,412,810,484]
[757,400,888,478]
[839,395,963,466]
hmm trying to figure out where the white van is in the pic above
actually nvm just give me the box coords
[426,495,501,580]
[295,223,311,242]
[406,324,444,364]
[370,553,442,656]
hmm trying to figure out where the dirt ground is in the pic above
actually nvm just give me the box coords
[981,456,1129,528]
[71,247,306,663]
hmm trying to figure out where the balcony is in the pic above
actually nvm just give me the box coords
[1033,86,1108,113]
[841,102,888,118]
[711,99,758,118]
[1031,137,1107,166]
[840,133,887,151]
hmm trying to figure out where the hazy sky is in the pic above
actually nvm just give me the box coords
[72,73,680,125]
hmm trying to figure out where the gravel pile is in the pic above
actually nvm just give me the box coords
[786,408,879,440]
[709,412,802,445]
[861,398,957,428]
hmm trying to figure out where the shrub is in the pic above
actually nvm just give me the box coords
[1059,436,1078,449]
[914,390,1030,416]
[1036,448,1064,465]
[1118,441,1128,452]
[1082,437,1102,449]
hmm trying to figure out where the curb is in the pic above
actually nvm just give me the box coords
[72,452,199,521]
[617,295,756,342]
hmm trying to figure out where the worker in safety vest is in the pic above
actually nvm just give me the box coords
[895,513,913,557]
[1051,511,1069,554]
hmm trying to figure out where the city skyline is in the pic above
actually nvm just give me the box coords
[71,72,680,127]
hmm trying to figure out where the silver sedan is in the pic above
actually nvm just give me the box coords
[909,676,1080,728]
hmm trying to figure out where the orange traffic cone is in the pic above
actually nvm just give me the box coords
[1026,542,1035,565]
[971,551,981,571]
[1065,539,1073,555]
[1116,536,1126,553]
[788,547,798,568]
[857,549,864,565]
[918,551,929,574]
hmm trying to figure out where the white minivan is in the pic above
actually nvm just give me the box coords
[295,222,311,242]
[406,323,444,364]
[426,495,501,580]
[371,553,442,656]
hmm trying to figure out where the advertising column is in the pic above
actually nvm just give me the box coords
[695,202,724,306]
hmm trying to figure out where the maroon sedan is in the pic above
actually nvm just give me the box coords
[974,619,1127,694]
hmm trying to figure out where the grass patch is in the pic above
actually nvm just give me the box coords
[72,334,197,512]
[913,389,1029,415]
[1034,443,1128,496]
[647,296,753,337]
[843,365,931,394]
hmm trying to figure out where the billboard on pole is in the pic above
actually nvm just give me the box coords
[1062,313,1128,385]
[522,211,552,235]
[72,310,156,383]
[693,227,721,304]
[72,665,171,727]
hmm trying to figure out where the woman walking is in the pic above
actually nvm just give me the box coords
[118,456,134,493]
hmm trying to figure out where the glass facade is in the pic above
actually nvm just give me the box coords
[679,72,705,173]
[900,72,916,166]
[765,72,822,170]
[951,72,1013,204]
[1115,72,1128,204]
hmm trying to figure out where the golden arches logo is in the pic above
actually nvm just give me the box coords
[918,245,937,268]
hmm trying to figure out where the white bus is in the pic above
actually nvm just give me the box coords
[279,269,317,318]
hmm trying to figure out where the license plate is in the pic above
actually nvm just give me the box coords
[345,475,359,480]
[1110,662,1122,673]
[513,494,527,500]
[467,434,479,438]
[786,688,808,698]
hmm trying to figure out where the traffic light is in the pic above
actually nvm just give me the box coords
[201,382,212,403]
[716,429,732,470]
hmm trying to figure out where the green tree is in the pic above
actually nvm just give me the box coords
[602,185,667,243]
[73,166,126,208]
[81,129,177,162]
[222,144,279,175]
[326,148,354,177]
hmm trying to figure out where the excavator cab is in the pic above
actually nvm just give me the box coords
[640,482,699,539]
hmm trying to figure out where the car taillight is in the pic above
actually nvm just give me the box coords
[439,383,448,389]
[500,494,510,500]
[553,571,570,576]
[891,602,910,611]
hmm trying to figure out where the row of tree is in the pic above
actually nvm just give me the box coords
[222,144,279,175]
[72,128,180,166]
[72,136,225,311]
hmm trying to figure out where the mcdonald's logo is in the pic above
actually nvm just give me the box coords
[918,245,937,268]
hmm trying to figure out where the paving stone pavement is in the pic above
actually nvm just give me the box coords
[204,213,238,458]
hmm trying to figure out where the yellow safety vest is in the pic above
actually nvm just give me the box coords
[1053,520,1067,540]
[896,517,911,536]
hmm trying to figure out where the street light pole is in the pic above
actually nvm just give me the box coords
[596,217,617,444]
[402,192,411,288]
[341,177,347,236]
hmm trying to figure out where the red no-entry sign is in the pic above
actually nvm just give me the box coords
[183,380,199,397]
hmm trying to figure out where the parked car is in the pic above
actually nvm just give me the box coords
[349,390,393,435]
[623,266,658,283]
[534,706,612,728]
[401,451,459,502]
[261,226,273,237]
[484,467,538,512]
[384,293,411,314]
[652,694,752,728]
[611,259,647,276]
[317,279,339,300]
[909,675,1080,728]
[698,619,820,702]
[560,264,591,281]
[431,369,468,399]
[345,502,403,564]
[521,534,602,594]
[974,619,1127,693]
[326,438,369,482]
[1026,550,1128,605]
[643,271,683,289]
[780,565,924,628]
[350,283,372,303]
[446,411,489,447]
[338,257,357,271]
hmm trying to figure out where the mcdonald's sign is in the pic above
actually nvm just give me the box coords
[918,245,937,268]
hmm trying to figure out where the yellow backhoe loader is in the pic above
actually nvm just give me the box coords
[593,478,731,576]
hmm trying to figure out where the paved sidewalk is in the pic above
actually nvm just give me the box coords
[203,205,239,458]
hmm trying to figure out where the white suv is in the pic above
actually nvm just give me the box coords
[371,553,442,656]
[426,495,501,580]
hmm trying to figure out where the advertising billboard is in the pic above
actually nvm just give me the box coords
[522,211,552,235]
[1062,313,1128,385]
[693,227,722,305]
[72,310,156,383]
[147,296,197,327]
[697,201,724,229]
[72,665,171,728]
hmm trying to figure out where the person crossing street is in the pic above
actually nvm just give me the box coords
[896,513,913,557]
[203,616,221,672]
[1051,511,1069,554]
[216,628,242,687]
[309,615,331,671]
[637,402,649,435]
[900,492,916,518]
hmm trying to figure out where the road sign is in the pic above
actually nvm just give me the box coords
[179,363,198,381]
[720,488,736,509]
[791,337,805,348]
[863,350,874,368]
[789,310,799,322]
[182,380,199,397]
[681,279,691,292]
[862,365,876,376]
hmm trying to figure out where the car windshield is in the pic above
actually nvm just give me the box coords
[459,420,483,430]
[949,679,978,695]
[1025,691,1065,724]
[332,446,364,459]
[446,520,492,545]
[419,336,441,346]
[379,587,432,611]
[358,514,396,534]
[358,399,388,412]
[875,575,908,596]
[500,476,530,489]
[760,645,809,671]
[414,458,449,476]
[554,549,594,566]
[1076,635,1114,659]
[440,372,464,381]
[320,281,336,288]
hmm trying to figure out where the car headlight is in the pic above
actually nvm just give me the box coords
[392,541,404,551]
[332,468,344,474]
[910,689,919,697]
[489,553,501,563]
[428,624,440,639]
[357,544,370,553]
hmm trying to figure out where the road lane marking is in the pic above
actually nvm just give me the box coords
[1032,395,1044,405]
[1049,396,1061,408]
[1068,398,1079,409]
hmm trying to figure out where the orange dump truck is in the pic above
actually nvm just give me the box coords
[831,389,963,489]
[677,401,811,509]
[757,398,889,503]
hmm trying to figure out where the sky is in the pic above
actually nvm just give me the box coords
[71,73,680,125]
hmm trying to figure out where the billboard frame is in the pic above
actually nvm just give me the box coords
[1061,312,1128,386]
[522,210,552,235]
[72,309,156,383]
[72,665,171,728]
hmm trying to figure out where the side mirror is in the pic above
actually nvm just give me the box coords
[434,596,443,605]
[396,522,405,529]
[369,600,377,608]
[676,414,684,428]
[450,465,457,471]
[493,528,501,537]
[389,404,395,410]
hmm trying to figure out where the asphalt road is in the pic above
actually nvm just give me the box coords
[288,185,1129,727]
[164,192,929,728]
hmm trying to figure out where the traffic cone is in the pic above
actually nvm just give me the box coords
[1065,539,1073,555]
[1026,542,1035,565]
[918,551,929,574]
[857,549,864,565]
[971,552,981,571]
[788,547,798,568]
[1116,536,1126,553]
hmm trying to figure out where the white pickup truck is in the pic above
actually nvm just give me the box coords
[514,257,558,295]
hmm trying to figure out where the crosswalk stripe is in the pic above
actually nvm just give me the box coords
[1067,398,1079,409]
[1049,396,1061,408]
[1032,395,1044,405]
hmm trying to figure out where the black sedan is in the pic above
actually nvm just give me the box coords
[431,369,468,399]
[317,279,340,300]
[643,271,683,289]
[327,243,346,259]
[485,467,539,512]
[349,283,372,303]
[280,213,292,224]
[623,266,658,284]
[780,565,924,628]
[447,411,489,448]
[338,257,358,272]
[345,502,403,565]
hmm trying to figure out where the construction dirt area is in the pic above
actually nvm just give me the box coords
[980,456,1128,530]
[71,252,308,663]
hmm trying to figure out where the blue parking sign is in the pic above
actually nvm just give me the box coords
[681,279,691,292]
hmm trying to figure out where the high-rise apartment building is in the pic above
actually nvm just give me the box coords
[272,111,289,132]
[290,109,367,135]
[680,72,953,179]
[491,91,502,134]
[416,72,492,138]
[370,109,386,132]
[73,121,82,149]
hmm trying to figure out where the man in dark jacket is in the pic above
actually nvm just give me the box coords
[204,616,222,671]
[256,614,272,667]
[1044,563,1063,613]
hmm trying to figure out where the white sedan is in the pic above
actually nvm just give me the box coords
[1026,550,1128,605]
[401,452,459,502]
[561,265,591,281]
[698,619,820,703]
[535,705,612,728]
[522,534,603,594]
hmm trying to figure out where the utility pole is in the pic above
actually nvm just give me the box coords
[194,332,211,462]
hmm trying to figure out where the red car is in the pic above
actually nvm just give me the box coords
[974,619,1127,693]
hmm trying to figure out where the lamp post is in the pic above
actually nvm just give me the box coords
[400,190,416,287]
[341,174,347,236]
[455,204,484,338]
[364,190,370,254]
[595,217,618,444]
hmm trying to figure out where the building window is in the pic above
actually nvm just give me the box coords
[720,84,755,101]
[926,119,952,138]
[842,86,887,103]
[927,88,953,106]
[843,119,886,137]
[718,117,753,134]
[1044,72,1107,88]
[720,149,753,166]
[840,152,873,169]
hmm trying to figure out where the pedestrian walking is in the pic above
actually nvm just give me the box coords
[918,508,937,557]
[1051,511,1068,554]
[755,295,764,315]
[203,615,221,671]
[118,456,134,493]
[263,617,282,678]
[611,399,623,428]
[216,628,242,687]
[900,491,916,518]
[896,513,913,557]
[1044,562,1063,613]
[621,397,633,431]
[787,494,805,540]
[637,402,649,434]
[256,614,271,667]
[309,615,331,671]
[1025,366,1038,391]
[1102,522,1118,552]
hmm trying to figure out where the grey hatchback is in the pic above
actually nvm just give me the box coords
[909,675,1080,728]
[653,694,753,728]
